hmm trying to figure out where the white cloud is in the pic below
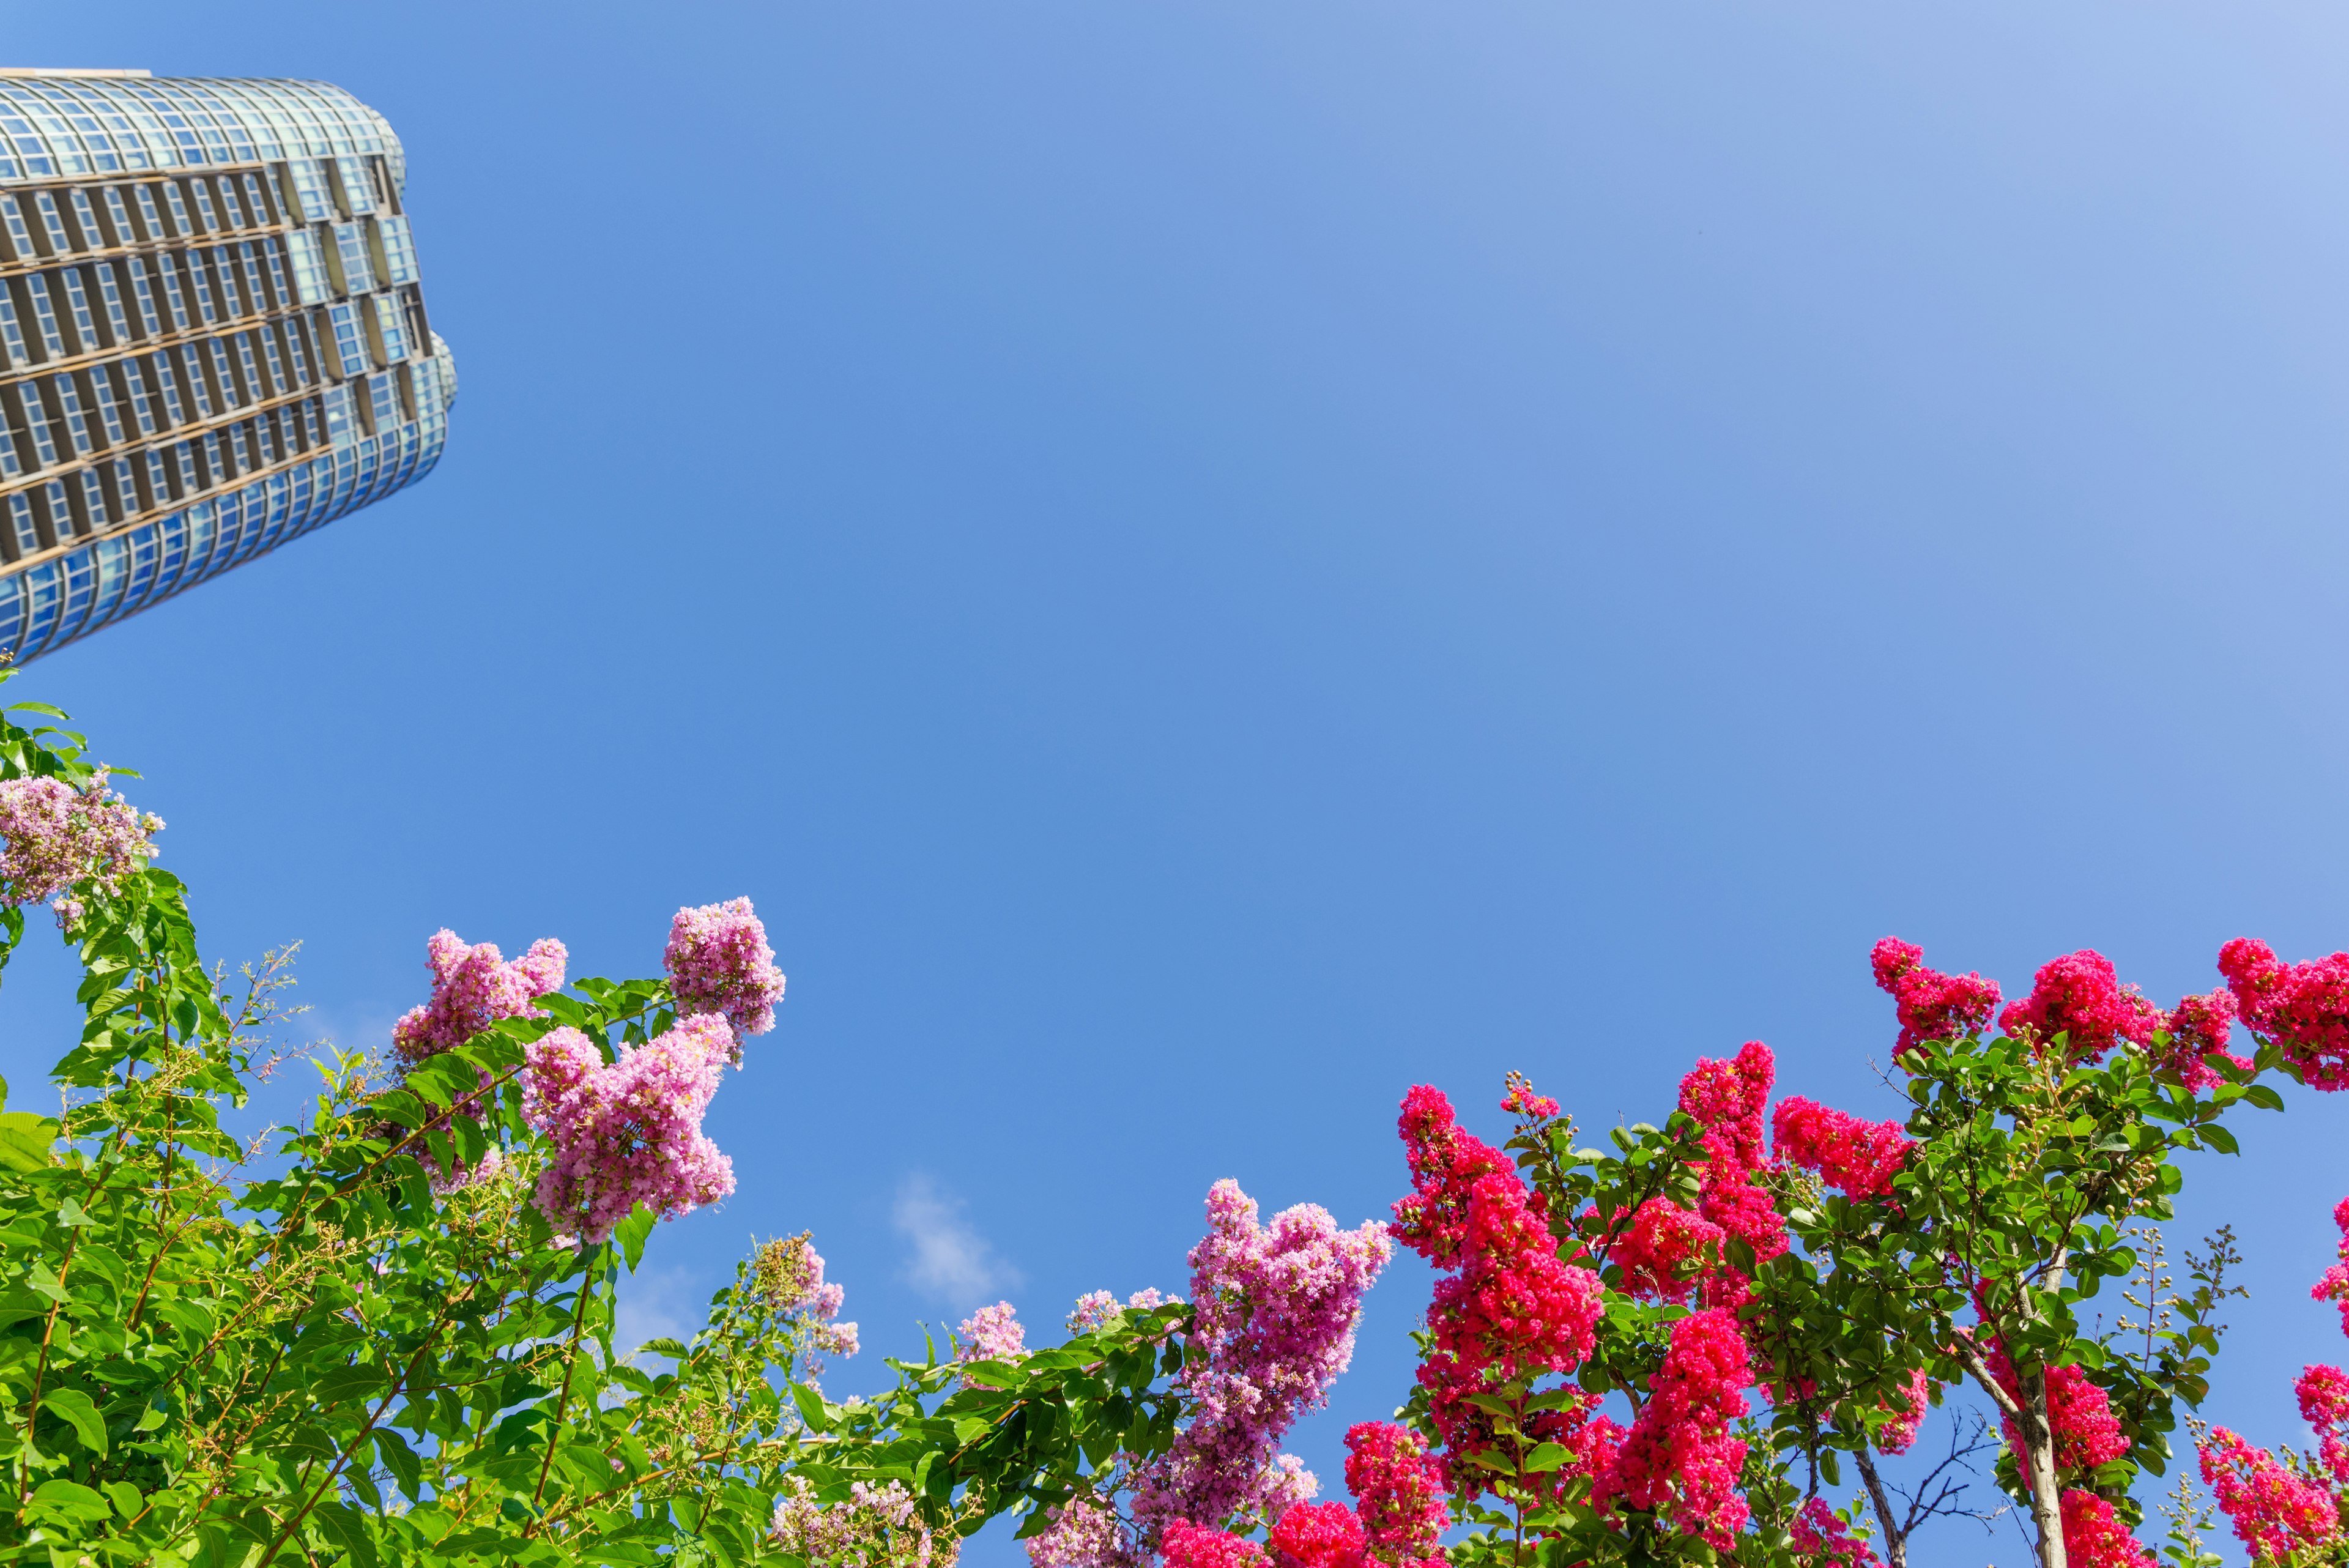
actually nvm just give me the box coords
[894,1173,1022,1310]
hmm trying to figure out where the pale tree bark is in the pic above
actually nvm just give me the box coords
[1949,1337,2068,1568]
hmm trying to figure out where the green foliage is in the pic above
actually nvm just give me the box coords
[0,680,1198,1566]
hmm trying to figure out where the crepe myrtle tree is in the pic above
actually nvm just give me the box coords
[0,678,1405,1568]
[1370,933,2340,1568]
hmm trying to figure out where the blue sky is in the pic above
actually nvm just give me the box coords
[3,4,2348,1564]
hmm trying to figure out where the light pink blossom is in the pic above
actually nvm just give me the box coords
[393,928,568,1065]
[665,896,786,1052]
[522,1014,735,1243]
[0,770,161,926]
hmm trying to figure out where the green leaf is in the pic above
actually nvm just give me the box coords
[0,1109,56,1171]
[616,1203,657,1273]
[792,1382,834,1433]
[1521,1441,1572,1473]
[2199,1124,2240,1156]
[43,1386,106,1454]
[27,1478,109,1524]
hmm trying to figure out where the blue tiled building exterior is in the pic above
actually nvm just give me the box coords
[0,70,451,661]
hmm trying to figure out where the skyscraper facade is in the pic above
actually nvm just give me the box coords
[0,70,453,661]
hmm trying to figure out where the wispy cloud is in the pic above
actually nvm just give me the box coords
[616,1266,700,1362]
[894,1173,1022,1310]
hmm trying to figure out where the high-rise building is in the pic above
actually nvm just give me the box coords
[0,69,453,661]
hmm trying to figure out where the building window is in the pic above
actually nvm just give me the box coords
[180,251,221,328]
[90,263,133,345]
[4,383,56,470]
[79,368,124,447]
[332,222,375,294]
[146,254,190,333]
[334,157,375,215]
[321,381,352,445]
[45,374,95,458]
[75,467,111,531]
[109,360,157,437]
[100,185,139,245]
[17,277,65,361]
[325,302,368,376]
[240,170,276,226]
[0,194,35,263]
[117,258,160,338]
[257,236,292,310]
[0,291,29,371]
[255,321,289,393]
[67,188,108,250]
[158,180,195,240]
[366,371,398,431]
[184,176,223,236]
[149,351,193,425]
[373,213,419,285]
[371,292,408,363]
[284,228,329,306]
[132,182,168,242]
[29,193,70,256]
[58,267,102,352]
[6,493,39,557]
[284,158,336,224]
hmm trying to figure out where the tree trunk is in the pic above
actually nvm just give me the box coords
[2020,1370,2068,1568]
[1852,1448,1907,1568]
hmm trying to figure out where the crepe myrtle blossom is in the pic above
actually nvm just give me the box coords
[1024,1498,1136,1568]
[664,896,786,1053]
[1770,1096,1912,1200]
[1591,1306,1756,1549]
[1068,1287,1171,1335]
[955,1300,1028,1391]
[0,770,161,928]
[770,1474,952,1568]
[1341,1422,1448,1567]
[1267,1502,1365,1568]
[393,927,568,1065]
[1130,1180,1390,1544]
[1160,1523,1269,1568]
[751,1233,859,1372]
[2221,938,2349,1091]
[1788,1498,1881,1568]
[1998,949,2164,1064]
[522,1014,736,1244]
[1870,937,2001,1053]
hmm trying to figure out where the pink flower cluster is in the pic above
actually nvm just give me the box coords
[1132,1180,1391,1542]
[1984,1345,2126,1473]
[769,1474,945,1568]
[393,928,568,1065]
[1026,1499,1134,1568]
[1788,1498,1880,1568]
[522,1014,737,1243]
[2150,988,2249,1093]
[2312,1197,2349,1336]
[664,897,787,1052]
[1341,1423,1447,1568]
[1770,1096,1911,1200]
[956,1301,1028,1389]
[1611,1198,1725,1305]
[2059,1490,2154,1568]
[1871,937,2001,1052]
[0,771,162,927]
[2221,938,2349,1091]
[1068,1288,1171,1335]
[1677,1042,1788,1271]
[1875,1368,1932,1457]
[1160,1522,1267,1568]
[756,1235,858,1371]
[1998,949,2162,1063]
[1499,1072,1559,1121]
[1593,1307,1755,1548]
[2197,1427,2338,1563]
[1266,1502,1365,1568]
[2300,1362,2349,1483]
[1390,1087,1602,1496]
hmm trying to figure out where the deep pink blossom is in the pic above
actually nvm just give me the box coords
[522,1014,735,1243]
[1678,1042,1787,1265]
[2221,938,2349,1091]
[1875,1369,1932,1457]
[2299,1364,2349,1484]
[1610,1199,1724,1304]
[664,896,786,1051]
[2061,1491,2155,1568]
[2312,1197,2349,1338]
[1341,1423,1447,1567]
[2198,1429,2339,1564]
[1392,1085,1515,1268]
[2151,989,2251,1092]
[1997,950,2162,1063]
[1789,1498,1880,1568]
[1267,1502,1365,1568]
[1871,937,2001,1052]
[1131,1180,1390,1541]
[1771,1096,1911,1200]
[394,928,568,1065]
[1984,1345,2126,1473]
[1161,1523,1268,1568]
[1592,1307,1754,1548]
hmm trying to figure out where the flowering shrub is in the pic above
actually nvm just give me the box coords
[392,926,568,1064]
[0,768,160,930]
[666,895,787,1050]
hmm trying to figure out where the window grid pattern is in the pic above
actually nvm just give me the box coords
[0,75,445,661]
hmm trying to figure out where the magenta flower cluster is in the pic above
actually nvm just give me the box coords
[665,896,786,1052]
[522,1013,737,1243]
[0,771,162,927]
[1130,1179,1392,1545]
[393,928,568,1066]
[956,1301,1029,1389]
